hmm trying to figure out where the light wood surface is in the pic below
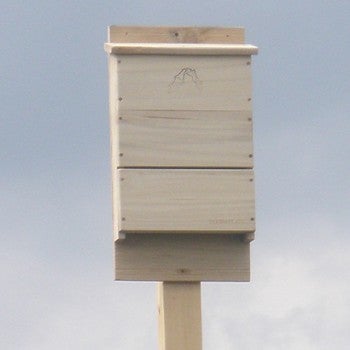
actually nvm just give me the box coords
[108,55,122,239]
[104,43,258,55]
[117,55,252,111]
[118,169,255,233]
[158,282,202,350]
[107,26,257,285]
[108,26,245,44]
[115,233,250,281]
[117,110,253,168]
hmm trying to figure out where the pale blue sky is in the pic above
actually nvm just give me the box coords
[1,1,350,349]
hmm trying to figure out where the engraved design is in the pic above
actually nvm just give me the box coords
[169,67,201,88]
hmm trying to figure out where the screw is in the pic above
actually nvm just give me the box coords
[248,97,252,101]
[118,97,123,102]
[247,61,251,65]
[249,154,253,158]
[119,153,123,157]
[174,32,179,37]
[122,217,126,221]
[251,217,255,221]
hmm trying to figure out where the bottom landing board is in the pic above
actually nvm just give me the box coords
[115,233,250,282]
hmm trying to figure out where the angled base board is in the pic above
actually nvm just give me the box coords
[117,169,255,234]
[115,234,250,282]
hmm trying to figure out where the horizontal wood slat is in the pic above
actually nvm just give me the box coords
[105,43,258,56]
[117,55,252,111]
[118,169,255,233]
[108,26,245,44]
[115,234,250,281]
[116,110,253,168]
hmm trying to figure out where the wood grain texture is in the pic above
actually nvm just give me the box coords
[118,169,255,233]
[104,43,258,56]
[115,234,250,281]
[158,282,202,350]
[107,55,122,240]
[108,26,245,44]
[117,110,253,168]
[117,55,252,111]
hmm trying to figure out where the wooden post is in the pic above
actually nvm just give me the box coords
[158,282,202,350]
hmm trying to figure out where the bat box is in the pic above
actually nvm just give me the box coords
[105,26,258,282]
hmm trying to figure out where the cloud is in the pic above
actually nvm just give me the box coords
[203,217,350,349]
[0,237,158,350]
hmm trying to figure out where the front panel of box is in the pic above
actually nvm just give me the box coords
[116,110,253,168]
[117,169,255,234]
[117,55,252,111]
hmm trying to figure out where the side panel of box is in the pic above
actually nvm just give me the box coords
[117,110,253,168]
[118,169,255,233]
[115,234,250,281]
[117,55,252,111]
[107,55,122,240]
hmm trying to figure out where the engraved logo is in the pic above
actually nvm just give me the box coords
[169,67,201,89]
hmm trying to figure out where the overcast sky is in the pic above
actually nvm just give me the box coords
[1,1,350,349]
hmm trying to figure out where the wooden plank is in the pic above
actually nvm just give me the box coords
[117,110,253,168]
[118,169,255,233]
[115,234,250,281]
[108,55,122,240]
[108,26,244,44]
[117,55,252,111]
[104,43,258,56]
[158,282,202,350]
